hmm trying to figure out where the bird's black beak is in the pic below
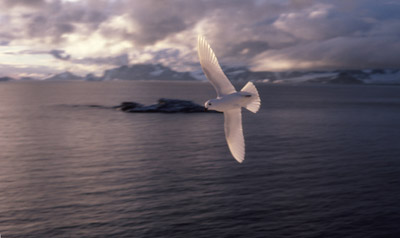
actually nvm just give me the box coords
[204,107,208,112]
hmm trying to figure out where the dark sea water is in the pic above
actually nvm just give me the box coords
[1,80,400,238]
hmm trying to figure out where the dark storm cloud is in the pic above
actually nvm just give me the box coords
[289,0,315,9]
[115,0,208,46]
[148,49,182,67]
[327,0,400,20]
[151,49,180,62]
[271,3,373,42]
[49,49,70,61]
[312,36,400,69]
[249,0,400,70]
[74,54,129,66]
[253,33,400,70]
[0,40,9,46]
[12,0,112,44]
[0,31,16,45]
[126,0,400,69]
[225,41,269,58]
[0,33,11,46]
[132,16,188,46]
[2,0,400,71]
[8,49,71,61]
[24,14,75,43]
[2,0,45,7]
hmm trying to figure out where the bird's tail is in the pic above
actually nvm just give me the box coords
[241,81,261,113]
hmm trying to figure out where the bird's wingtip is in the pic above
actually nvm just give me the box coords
[233,153,245,163]
[235,158,244,164]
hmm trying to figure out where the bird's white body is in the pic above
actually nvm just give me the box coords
[205,92,253,112]
[198,36,261,163]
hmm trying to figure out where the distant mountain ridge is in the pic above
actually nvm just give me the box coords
[44,71,83,81]
[220,67,400,85]
[2,64,400,85]
[101,64,197,81]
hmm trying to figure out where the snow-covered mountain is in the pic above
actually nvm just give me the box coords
[44,71,83,81]
[192,66,400,84]
[274,69,400,85]
[221,67,400,85]
[97,64,197,81]
[1,64,399,84]
[78,66,400,84]
[19,76,37,81]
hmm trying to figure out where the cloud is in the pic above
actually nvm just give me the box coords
[252,35,400,71]
[5,49,71,61]
[2,0,111,44]
[0,40,9,46]
[0,31,15,45]
[0,0,400,77]
[225,41,270,59]
[73,54,129,66]
[0,63,58,78]
[250,0,400,70]
[49,49,71,61]
[272,3,373,42]
[1,0,45,8]
[124,1,207,46]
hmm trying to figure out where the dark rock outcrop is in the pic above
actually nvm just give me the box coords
[115,98,217,113]
[0,76,14,81]
[329,72,364,84]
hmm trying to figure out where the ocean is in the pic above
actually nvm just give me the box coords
[0,80,400,237]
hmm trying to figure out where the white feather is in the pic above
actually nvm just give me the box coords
[224,109,245,163]
[197,36,236,97]
[241,81,261,113]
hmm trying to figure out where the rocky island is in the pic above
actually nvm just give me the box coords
[115,98,218,113]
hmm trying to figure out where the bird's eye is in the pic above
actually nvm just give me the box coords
[208,103,212,106]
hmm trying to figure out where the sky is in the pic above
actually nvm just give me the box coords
[0,0,399,78]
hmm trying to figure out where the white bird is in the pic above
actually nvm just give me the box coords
[198,36,261,163]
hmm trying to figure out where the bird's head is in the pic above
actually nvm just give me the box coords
[204,99,218,111]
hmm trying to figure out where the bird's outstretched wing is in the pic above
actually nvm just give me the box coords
[224,109,245,163]
[198,36,236,97]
